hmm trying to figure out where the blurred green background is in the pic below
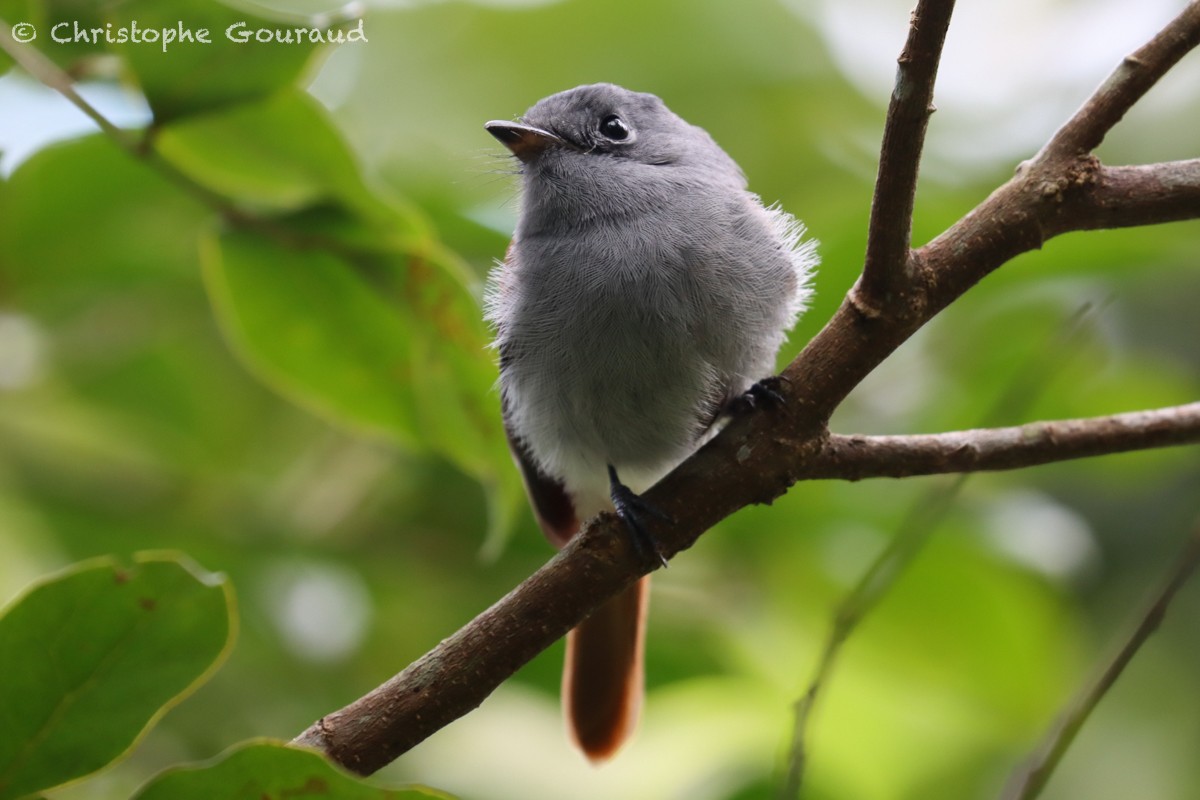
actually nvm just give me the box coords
[1,0,1198,798]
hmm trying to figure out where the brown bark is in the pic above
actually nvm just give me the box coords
[294,1,1200,774]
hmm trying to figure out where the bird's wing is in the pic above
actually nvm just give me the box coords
[502,399,578,549]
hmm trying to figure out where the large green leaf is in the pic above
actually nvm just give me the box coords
[0,135,207,305]
[133,740,451,800]
[159,86,522,548]
[108,0,329,122]
[200,222,513,487]
[0,553,235,800]
[153,89,415,227]
[200,219,524,550]
[200,227,421,448]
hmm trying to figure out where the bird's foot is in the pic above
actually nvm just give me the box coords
[607,464,671,569]
[727,375,789,415]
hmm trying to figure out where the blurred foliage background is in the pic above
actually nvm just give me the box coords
[0,0,1198,798]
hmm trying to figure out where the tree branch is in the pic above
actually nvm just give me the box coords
[0,21,383,257]
[295,2,1200,773]
[0,20,248,221]
[294,518,643,773]
[1040,0,1200,158]
[1050,160,1200,234]
[815,403,1200,480]
[296,398,1200,772]
[782,300,1098,798]
[855,0,956,316]
[0,21,139,154]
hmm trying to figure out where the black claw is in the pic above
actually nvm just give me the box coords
[608,465,671,569]
[728,375,790,415]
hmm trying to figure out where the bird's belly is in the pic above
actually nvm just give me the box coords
[502,291,725,500]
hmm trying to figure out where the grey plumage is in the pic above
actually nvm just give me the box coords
[487,83,818,516]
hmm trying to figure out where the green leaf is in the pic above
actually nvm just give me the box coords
[0,135,208,307]
[0,0,335,115]
[201,213,522,551]
[0,0,112,71]
[133,740,452,799]
[200,227,422,448]
[155,83,527,548]
[0,553,235,800]
[107,0,326,122]
[153,89,415,227]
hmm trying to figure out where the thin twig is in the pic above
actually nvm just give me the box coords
[779,303,1100,798]
[0,19,246,220]
[0,22,131,149]
[1001,524,1200,800]
[778,476,966,799]
[0,25,435,267]
[1039,1,1200,158]
[816,403,1200,480]
[854,0,957,316]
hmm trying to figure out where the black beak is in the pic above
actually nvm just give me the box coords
[485,121,564,161]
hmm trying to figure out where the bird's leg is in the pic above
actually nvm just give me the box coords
[607,464,671,569]
[725,375,789,415]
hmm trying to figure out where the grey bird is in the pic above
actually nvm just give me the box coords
[485,83,818,761]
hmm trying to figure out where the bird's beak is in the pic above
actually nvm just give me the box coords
[485,121,565,161]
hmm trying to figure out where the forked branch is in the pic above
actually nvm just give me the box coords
[2,0,1195,782]
[295,3,1200,774]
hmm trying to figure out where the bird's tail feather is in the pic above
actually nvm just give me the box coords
[563,576,649,762]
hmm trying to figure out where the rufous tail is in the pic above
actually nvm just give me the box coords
[563,576,649,762]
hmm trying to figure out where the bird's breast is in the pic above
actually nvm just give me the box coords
[498,223,727,491]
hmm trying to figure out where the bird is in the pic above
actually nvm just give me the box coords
[484,83,817,762]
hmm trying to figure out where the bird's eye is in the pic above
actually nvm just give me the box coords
[599,114,631,141]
